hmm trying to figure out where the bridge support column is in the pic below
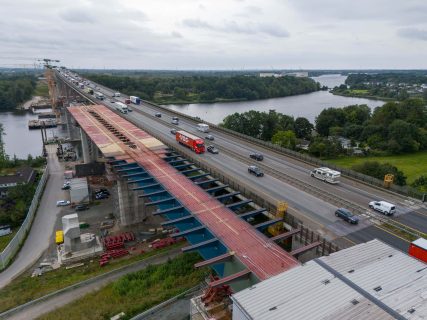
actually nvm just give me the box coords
[80,129,91,163]
[116,178,146,226]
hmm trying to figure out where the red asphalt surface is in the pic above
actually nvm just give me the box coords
[69,105,299,280]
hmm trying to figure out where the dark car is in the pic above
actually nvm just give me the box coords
[155,112,162,118]
[250,153,264,161]
[248,165,264,177]
[170,129,177,135]
[94,188,110,195]
[205,135,214,141]
[75,204,89,211]
[61,184,70,190]
[335,208,359,224]
[207,145,219,154]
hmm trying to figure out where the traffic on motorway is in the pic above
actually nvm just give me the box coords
[56,69,427,252]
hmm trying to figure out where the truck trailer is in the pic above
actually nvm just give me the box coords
[130,96,141,105]
[176,130,205,154]
[115,102,128,114]
[408,238,427,263]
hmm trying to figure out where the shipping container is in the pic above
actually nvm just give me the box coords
[408,238,427,263]
[130,96,141,105]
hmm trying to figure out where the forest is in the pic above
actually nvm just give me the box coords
[86,74,320,104]
[0,74,37,110]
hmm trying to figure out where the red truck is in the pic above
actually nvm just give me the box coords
[408,238,427,263]
[124,98,131,104]
[176,130,205,154]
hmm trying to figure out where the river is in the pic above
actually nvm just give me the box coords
[165,74,385,124]
[0,110,64,158]
[0,74,384,158]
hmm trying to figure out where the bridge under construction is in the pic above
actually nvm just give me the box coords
[68,104,300,289]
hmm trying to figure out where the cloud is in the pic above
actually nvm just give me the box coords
[397,28,427,41]
[182,18,289,38]
[171,31,183,38]
[60,9,97,23]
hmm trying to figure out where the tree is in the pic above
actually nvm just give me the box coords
[387,119,419,153]
[351,161,407,186]
[315,107,346,136]
[294,117,313,139]
[271,130,296,149]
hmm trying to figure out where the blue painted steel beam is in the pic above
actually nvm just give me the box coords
[239,208,266,220]
[153,206,184,216]
[253,218,283,230]
[161,215,195,226]
[116,166,142,173]
[180,168,201,174]
[215,192,241,201]
[122,172,147,178]
[195,179,219,186]
[188,173,210,180]
[163,155,180,160]
[139,190,168,198]
[174,163,194,169]
[168,159,187,165]
[205,185,229,193]
[194,252,234,268]
[132,183,160,190]
[171,225,205,238]
[146,197,176,206]
[127,177,152,184]
[113,162,137,168]
[226,199,252,209]
[182,238,219,253]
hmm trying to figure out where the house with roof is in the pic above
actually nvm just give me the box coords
[0,166,36,198]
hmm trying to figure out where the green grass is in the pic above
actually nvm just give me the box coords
[38,253,208,320]
[0,229,17,252]
[0,242,185,313]
[349,89,370,94]
[327,151,427,184]
[33,81,49,97]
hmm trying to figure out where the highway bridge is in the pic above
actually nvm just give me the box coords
[54,69,427,254]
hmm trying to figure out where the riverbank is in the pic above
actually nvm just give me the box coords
[17,96,44,110]
[330,90,395,102]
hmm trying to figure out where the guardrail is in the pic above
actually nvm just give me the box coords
[58,72,425,201]
[0,168,49,270]
[140,100,426,202]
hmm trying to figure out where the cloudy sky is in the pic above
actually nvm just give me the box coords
[1,0,427,69]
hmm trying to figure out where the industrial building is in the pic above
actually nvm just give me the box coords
[230,239,427,320]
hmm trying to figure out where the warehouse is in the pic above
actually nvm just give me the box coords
[231,239,427,320]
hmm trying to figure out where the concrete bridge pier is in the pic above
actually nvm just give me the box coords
[115,178,146,226]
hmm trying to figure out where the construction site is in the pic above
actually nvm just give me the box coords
[20,66,426,320]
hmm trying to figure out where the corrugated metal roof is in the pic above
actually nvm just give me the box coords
[232,239,427,320]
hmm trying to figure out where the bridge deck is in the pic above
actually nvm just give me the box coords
[68,105,299,280]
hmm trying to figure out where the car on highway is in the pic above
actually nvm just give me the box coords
[250,153,264,161]
[205,134,214,141]
[56,200,71,207]
[110,100,115,103]
[75,204,89,211]
[335,208,359,224]
[171,119,179,125]
[369,200,396,216]
[155,112,162,118]
[170,129,177,135]
[207,145,219,154]
[248,165,264,177]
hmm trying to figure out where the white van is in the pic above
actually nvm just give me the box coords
[197,123,209,133]
[310,167,341,184]
[369,201,396,216]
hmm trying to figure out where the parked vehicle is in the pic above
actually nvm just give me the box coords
[61,184,70,190]
[369,200,396,216]
[250,153,264,161]
[176,130,205,154]
[310,167,341,184]
[56,200,71,206]
[75,204,89,211]
[155,112,162,118]
[335,208,359,224]
[207,145,219,154]
[205,135,214,141]
[196,123,209,133]
[130,96,141,105]
[408,238,427,263]
[115,102,128,114]
[248,165,264,177]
